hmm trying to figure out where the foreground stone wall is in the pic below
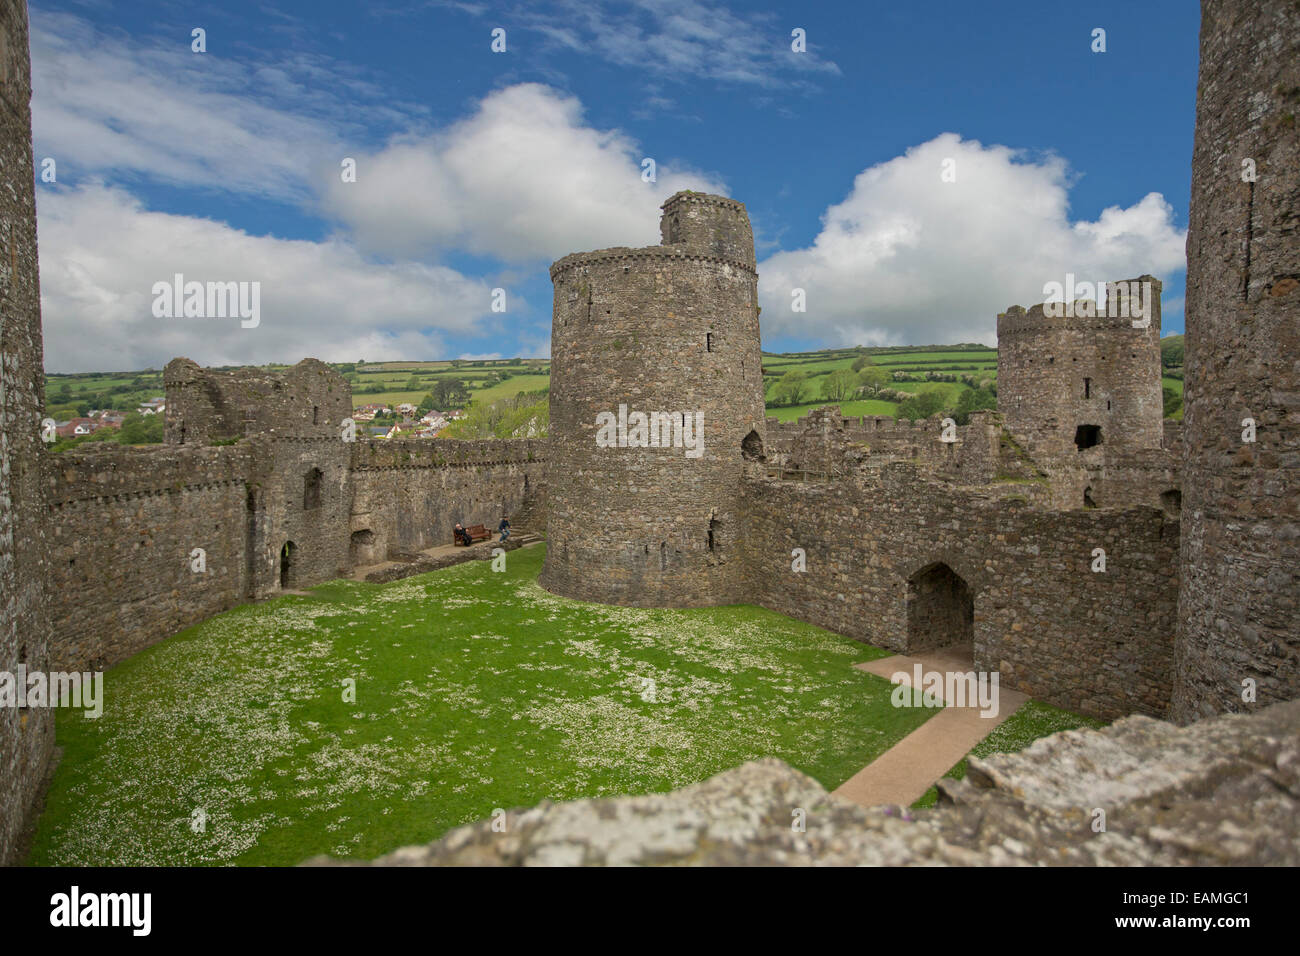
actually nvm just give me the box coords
[740,466,1178,719]
[0,0,52,865]
[1173,0,1300,721]
[314,699,1300,866]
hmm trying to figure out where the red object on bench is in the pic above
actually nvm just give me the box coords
[454,524,491,546]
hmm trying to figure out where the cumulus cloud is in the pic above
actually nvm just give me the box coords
[757,133,1188,346]
[37,185,496,372]
[319,83,725,261]
[29,12,360,202]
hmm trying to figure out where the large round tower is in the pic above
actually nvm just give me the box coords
[539,191,766,607]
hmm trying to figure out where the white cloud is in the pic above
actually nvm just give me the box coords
[507,0,840,88]
[758,133,1188,347]
[29,12,355,203]
[37,184,496,372]
[320,83,725,261]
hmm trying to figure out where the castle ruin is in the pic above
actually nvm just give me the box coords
[1,0,1297,866]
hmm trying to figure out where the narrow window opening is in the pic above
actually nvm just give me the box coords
[1084,486,1096,508]
[303,467,323,510]
[706,332,714,352]
[312,405,319,425]
[1084,377,1092,399]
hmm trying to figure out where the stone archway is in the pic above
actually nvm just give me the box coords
[905,561,974,653]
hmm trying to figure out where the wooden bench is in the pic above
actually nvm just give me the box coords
[453,524,491,546]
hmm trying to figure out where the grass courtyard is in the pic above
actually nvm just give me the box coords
[30,544,939,867]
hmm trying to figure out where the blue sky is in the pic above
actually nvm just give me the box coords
[31,0,1199,372]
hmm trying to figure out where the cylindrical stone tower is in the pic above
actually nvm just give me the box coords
[1172,0,1300,721]
[539,191,766,607]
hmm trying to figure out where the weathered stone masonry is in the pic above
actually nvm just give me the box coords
[1174,0,1300,722]
[540,192,766,607]
[42,362,548,676]
[740,465,1178,720]
[0,0,52,866]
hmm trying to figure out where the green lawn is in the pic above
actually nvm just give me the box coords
[910,700,1106,808]
[29,545,937,866]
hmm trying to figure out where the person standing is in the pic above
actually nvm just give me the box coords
[498,517,511,542]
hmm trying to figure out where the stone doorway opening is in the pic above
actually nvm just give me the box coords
[906,562,974,653]
[280,541,297,590]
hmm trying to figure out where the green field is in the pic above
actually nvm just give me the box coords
[765,399,899,422]
[45,340,1184,433]
[29,545,940,866]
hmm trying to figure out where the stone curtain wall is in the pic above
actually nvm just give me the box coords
[541,192,767,607]
[46,445,254,673]
[41,437,546,674]
[765,408,1004,485]
[349,438,546,562]
[740,468,1178,719]
[0,0,52,865]
[1173,0,1300,722]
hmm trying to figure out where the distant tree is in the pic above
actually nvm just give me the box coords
[895,387,948,422]
[417,393,436,416]
[773,369,811,406]
[1160,335,1184,368]
[117,412,164,445]
[433,378,470,408]
[822,368,859,402]
[953,386,997,425]
[1162,385,1183,418]
[851,355,875,372]
[858,366,891,393]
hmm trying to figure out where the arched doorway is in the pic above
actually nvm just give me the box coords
[280,541,297,590]
[906,562,974,653]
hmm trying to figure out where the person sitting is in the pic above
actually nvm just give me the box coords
[498,517,511,542]
[454,522,472,546]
